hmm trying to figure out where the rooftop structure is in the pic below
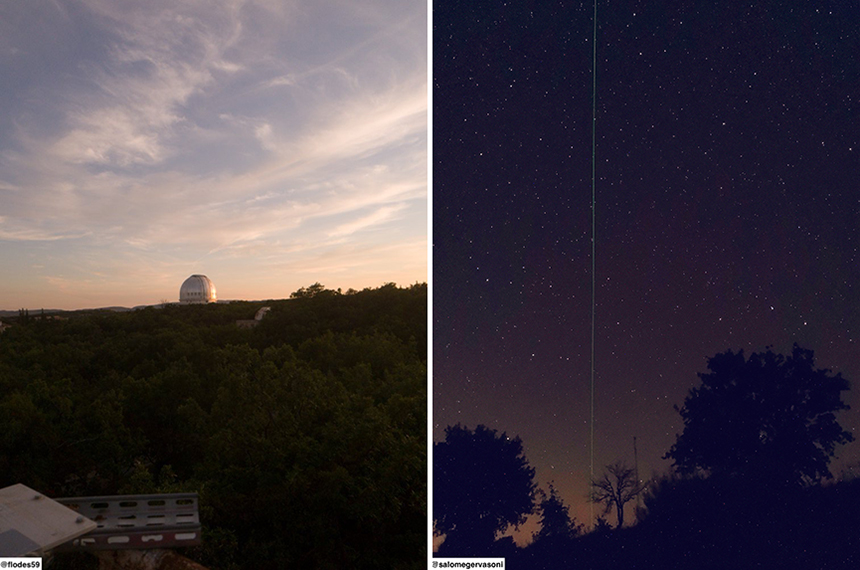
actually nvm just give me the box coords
[0,483,97,556]
[236,306,271,329]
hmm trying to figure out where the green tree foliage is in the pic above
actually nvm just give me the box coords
[665,344,853,486]
[434,424,536,555]
[289,282,327,298]
[0,283,426,569]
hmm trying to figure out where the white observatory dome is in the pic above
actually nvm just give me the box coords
[179,274,217,304]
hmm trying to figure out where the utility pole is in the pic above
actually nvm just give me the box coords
[634,436,641,513]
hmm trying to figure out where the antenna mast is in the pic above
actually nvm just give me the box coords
[634,436,641,512]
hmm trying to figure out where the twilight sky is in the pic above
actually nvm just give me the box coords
[434,1,859,542]
[0,0,427,310]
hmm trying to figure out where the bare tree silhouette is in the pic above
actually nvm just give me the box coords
[590,461,646,528]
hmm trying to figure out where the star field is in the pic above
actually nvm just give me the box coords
[433,0,859,539]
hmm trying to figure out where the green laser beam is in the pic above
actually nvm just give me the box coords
[590,0,597,528]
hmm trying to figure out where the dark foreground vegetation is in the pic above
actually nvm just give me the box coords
[435,345,860,568]
[513,474,860,569]
[0,283,426,569]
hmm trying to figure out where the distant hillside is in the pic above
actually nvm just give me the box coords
[0,300,285,318]
[0,307,132,318]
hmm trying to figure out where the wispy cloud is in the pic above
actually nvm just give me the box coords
[329,204,408,238]
[0,0,426,308]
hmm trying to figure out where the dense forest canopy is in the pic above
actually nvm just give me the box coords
[0,283,426,570]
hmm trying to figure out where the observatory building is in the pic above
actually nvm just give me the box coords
[179,274,217,304]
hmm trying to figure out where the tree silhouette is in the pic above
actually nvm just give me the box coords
[532,482,582,542]
[665,344,853,486]
[433,424,536,555]
[590,461,645,528]
[289,282,327,298]
[591,516,613,534]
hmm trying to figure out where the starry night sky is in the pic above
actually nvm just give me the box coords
[433,0,859,540]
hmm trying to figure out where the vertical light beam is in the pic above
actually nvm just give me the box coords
[590,0,598,528]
